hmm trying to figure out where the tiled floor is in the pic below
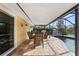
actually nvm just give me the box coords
[8,39,32,56]
[8,37,74,56]
[23,40,56,56]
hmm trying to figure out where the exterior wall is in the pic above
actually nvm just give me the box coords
[0,4,31,55]
[15,16,30,47]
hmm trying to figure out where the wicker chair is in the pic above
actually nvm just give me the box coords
[34,32,44,48]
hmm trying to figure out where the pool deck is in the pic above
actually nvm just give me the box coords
[8,36,74,56]
[63,35,75,38]
[55,35,75,39]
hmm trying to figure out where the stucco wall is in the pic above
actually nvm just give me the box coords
[15,16,30,47]
[0,4,31,55]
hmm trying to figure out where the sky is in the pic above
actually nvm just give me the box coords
[50,13,75,28]
[64,14,75,26]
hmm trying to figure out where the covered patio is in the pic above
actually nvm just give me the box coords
[0,3,78,56]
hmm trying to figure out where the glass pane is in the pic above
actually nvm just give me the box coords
[49,11,75,54]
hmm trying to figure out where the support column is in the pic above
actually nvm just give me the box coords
[49,24,51,38]
[75,7,79,56]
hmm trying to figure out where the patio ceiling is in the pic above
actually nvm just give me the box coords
[3,3,77,25]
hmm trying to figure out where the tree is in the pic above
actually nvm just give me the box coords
[57,19,65,35]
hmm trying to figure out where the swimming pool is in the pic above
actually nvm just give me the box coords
[55,36,75,53]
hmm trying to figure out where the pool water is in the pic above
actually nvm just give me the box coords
[55,36,75,53]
